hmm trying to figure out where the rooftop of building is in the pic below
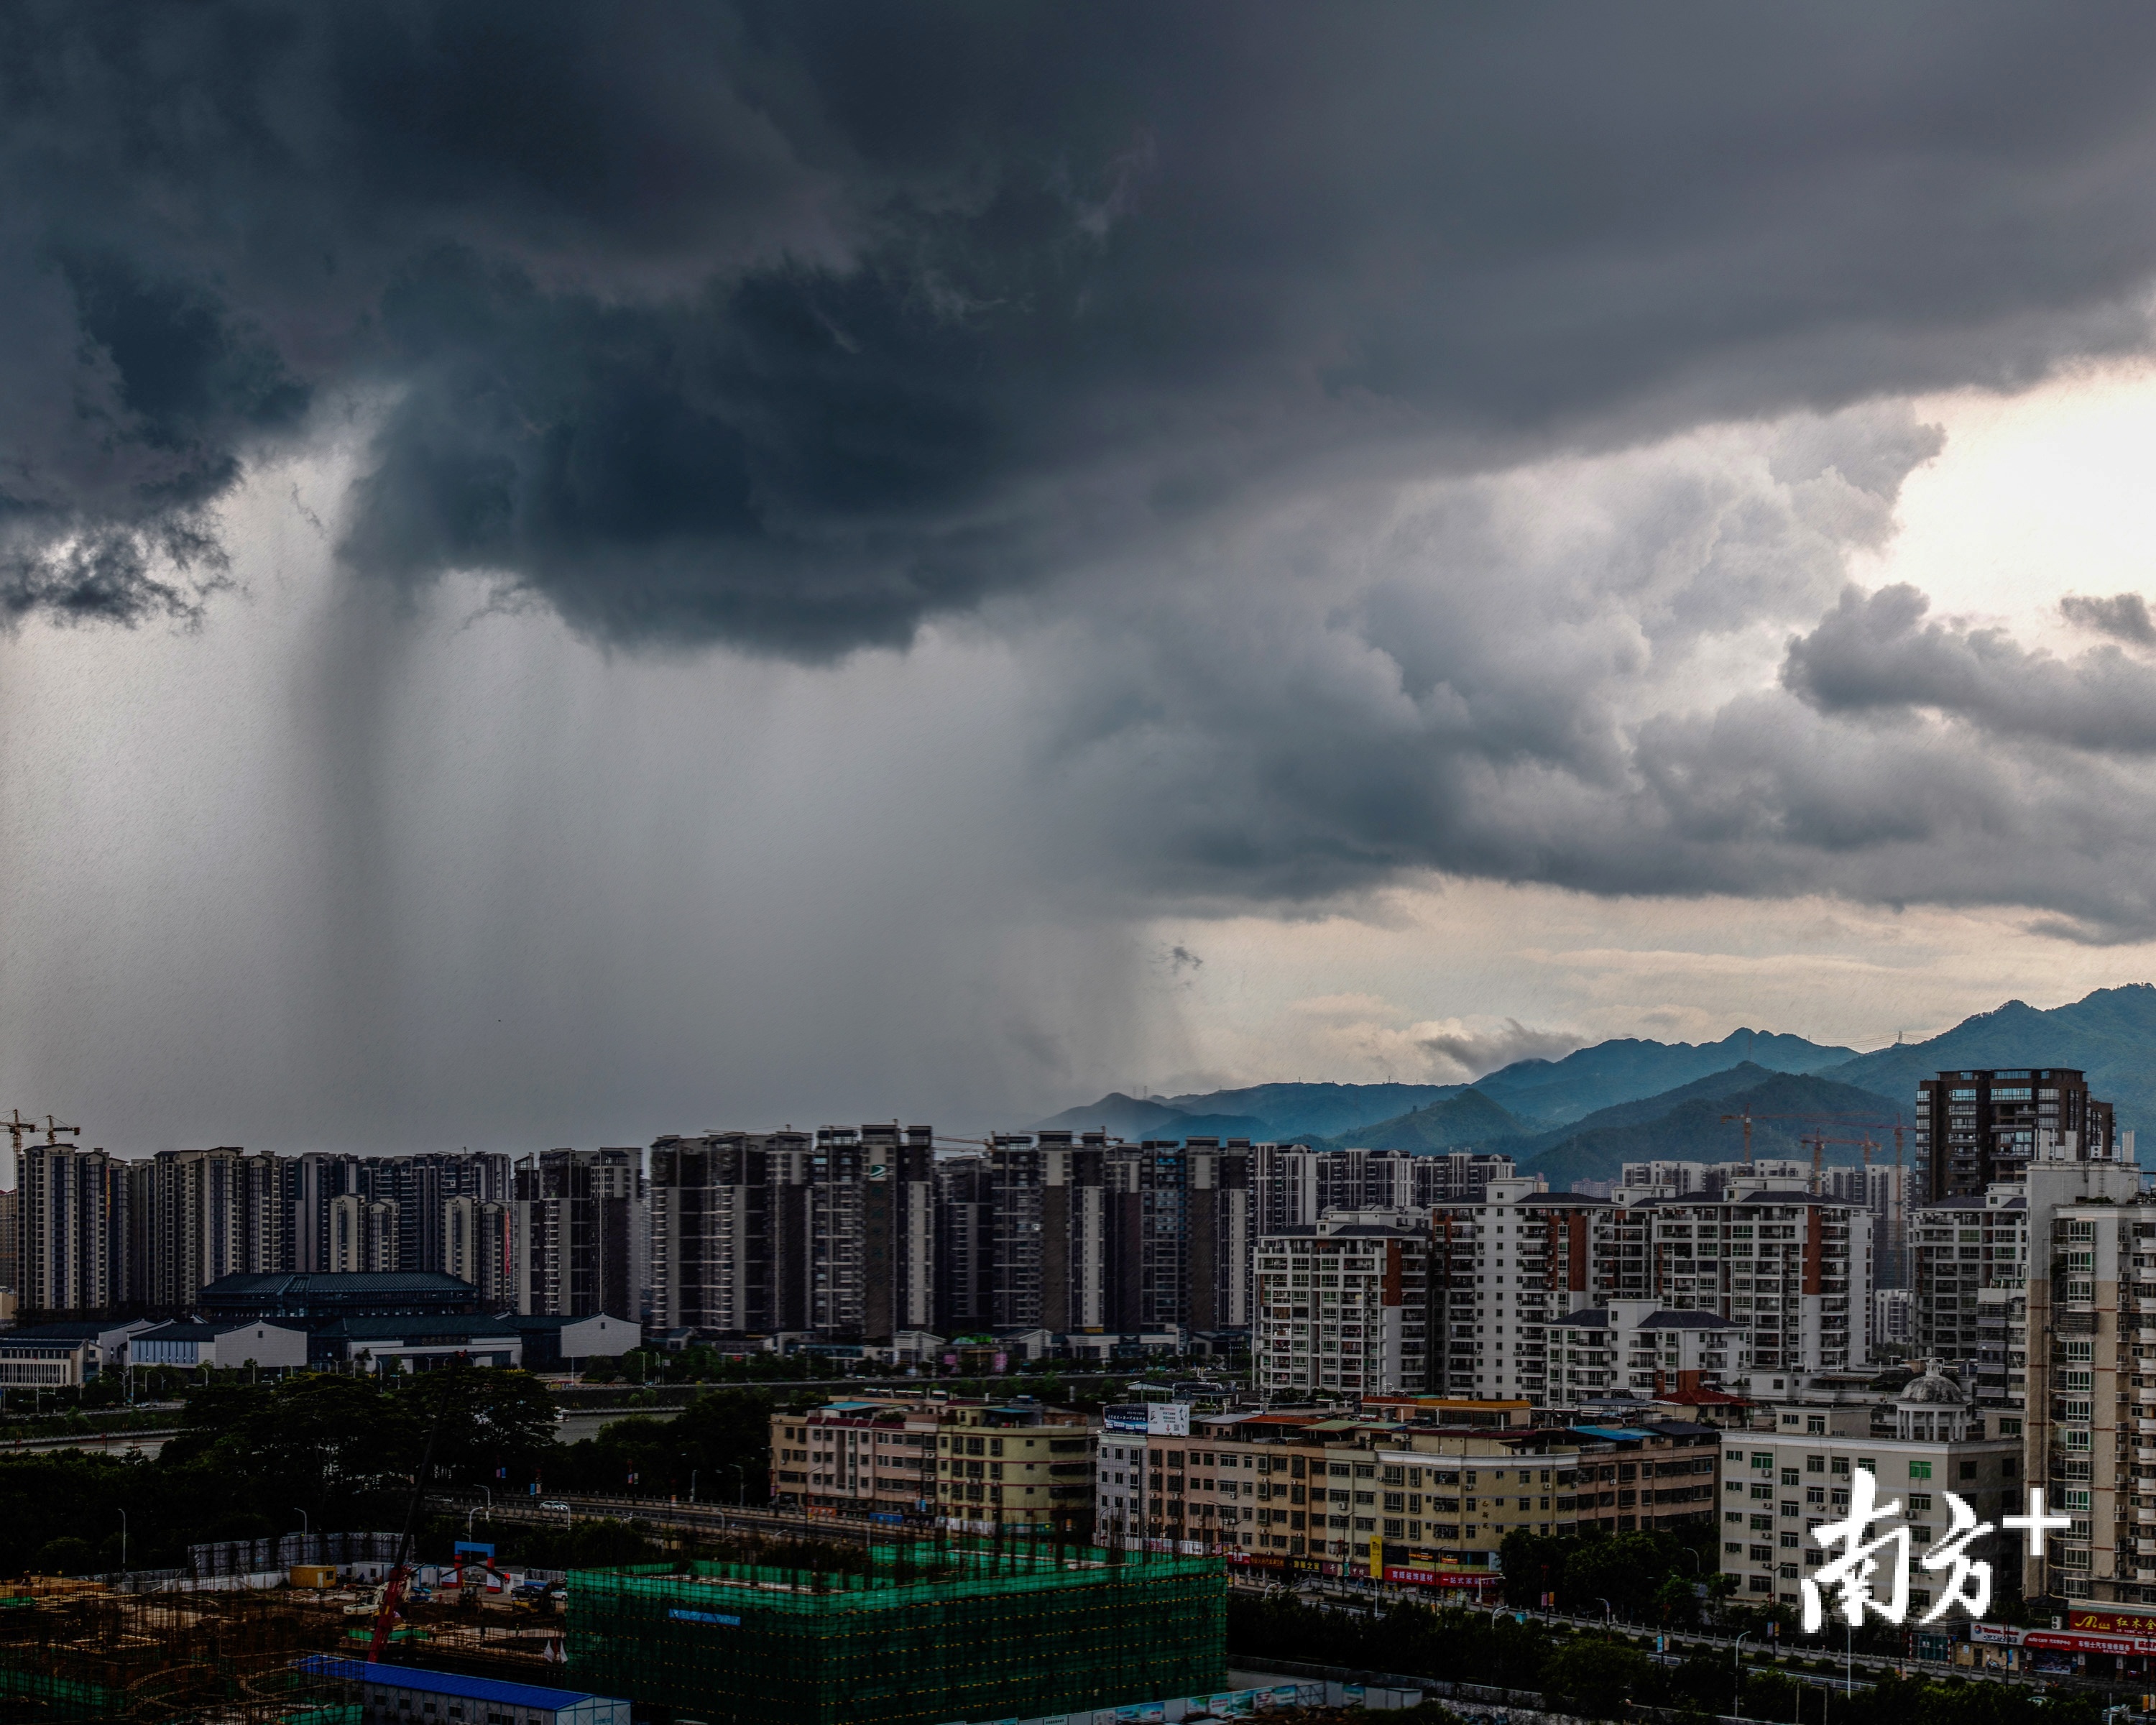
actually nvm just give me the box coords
[1261,1223,1424,1238]
[298,1657,617,1711]
[492,1312,636,1331]
[1657,1386,1750,1407]
[137,1320,294,1341]
[1624,1192,1866,1212]
[1897,1362,1971,1406]
[1911,1193,2026,1211]
[201,1271,478,1296]
[312,1315,521,1340]
[1550,1307,1742,1330]
[1,1321,142,1341]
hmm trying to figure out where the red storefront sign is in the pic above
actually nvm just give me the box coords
[2071,1609,2156,1637]
[1384,1567,1501,1596]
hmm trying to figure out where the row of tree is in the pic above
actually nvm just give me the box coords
[1226,1591,2106,1725]
[0,1370,795,1577]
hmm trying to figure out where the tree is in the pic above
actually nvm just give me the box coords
[1562,1532,1670,1619]
[398,1366,560,1487]
[1651,1573,1700,1627]
[32,1535,96,1576]
[1539,1637,1649,1721]
[552,1389,778,1502]
[191,1374,424,1513]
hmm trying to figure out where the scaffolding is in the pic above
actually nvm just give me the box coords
[568,1543,1226,1725]
[0,1587,356,1724]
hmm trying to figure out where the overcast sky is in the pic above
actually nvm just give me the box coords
[11,5,2156,1151]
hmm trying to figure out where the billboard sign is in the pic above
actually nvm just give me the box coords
[1103,1403,1192,1435]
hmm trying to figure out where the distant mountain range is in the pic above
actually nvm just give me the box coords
[1030,983,2156,1187]
[1033,1082,1465,1143]
[1473,1029,1857,1125]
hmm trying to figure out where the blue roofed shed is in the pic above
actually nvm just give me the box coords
[298,1657,631,1725]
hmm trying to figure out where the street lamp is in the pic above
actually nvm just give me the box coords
[116,1509,127,1574]
[1600,1596,1614,1627]
[1735,1629,1753,1721]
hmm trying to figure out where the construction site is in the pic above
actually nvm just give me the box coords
[0,1573,575,1724]
[0,1584,357,1724]
[568,1541,1227,1725]
[0,1533,1227,1725]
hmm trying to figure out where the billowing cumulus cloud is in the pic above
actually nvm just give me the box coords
[1006,402,2156,939]
[1785,584,2156,753]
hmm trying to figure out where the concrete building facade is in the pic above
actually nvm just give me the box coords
[1254,1214,1434,1397]
[1715,1366,2020,1611]
[1915,1068,2117,1204]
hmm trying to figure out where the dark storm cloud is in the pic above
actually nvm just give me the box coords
[11,3,2156,645]
[1014,405,2156,939]
[2062,591,2156,647]
[1785,584,2156,753]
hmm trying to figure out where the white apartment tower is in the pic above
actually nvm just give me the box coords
[1254,1213,1433,1397]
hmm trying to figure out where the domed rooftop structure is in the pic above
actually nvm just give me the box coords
[1897,1362,1969,1406]
[1894,1359,1974,1440]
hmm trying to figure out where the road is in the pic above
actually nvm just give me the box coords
[0,1425,177,1455]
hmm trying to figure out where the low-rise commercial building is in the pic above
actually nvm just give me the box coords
[770,1394,1095,1537]
[310,1315,522,1371]
[131,1320,310,1371]
[1715,1364,2019,1611]
[497,1312,640,1371]
[0,1317,155,1381]
[0,1333,93,1386]
[1097,1414,1330,1555]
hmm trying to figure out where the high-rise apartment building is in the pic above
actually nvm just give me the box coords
[17,1144,122,1315]
[1254,1212,1434,1397]
[144,1148,293,1309]
[291,1150,510,1276]
[987,1132,1110,1334]
[1991,1159,2146,1604]
[1106,1139,1252,1334]
[1427,1182,1622,1399]
[327,1192,400,1271]
[1548,1302,1750,1402]
[648,1131,791,1333]
[1419,1179,1870,1404]
[443,1195,515,1307]
[1618,1159,1809,1196]
[1915,1068,2116,1203]
[514,1147,646,1320]
[1909,1185,2028,1397]
[1823,1162,1906,1288]
[647,1126,935,1338]
[1626,1190,1871,1376]
[932,1154,997,1334]
[984,1134,1250,1338]
[1256,1146,1523,1233]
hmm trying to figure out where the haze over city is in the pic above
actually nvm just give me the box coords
[11,9,2156,1151]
